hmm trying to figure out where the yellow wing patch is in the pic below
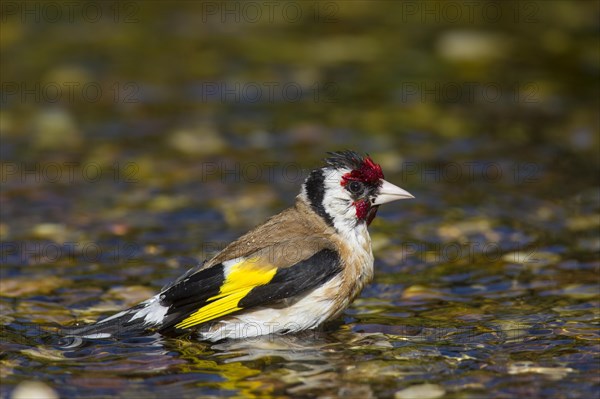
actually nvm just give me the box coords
[175,258,277,329]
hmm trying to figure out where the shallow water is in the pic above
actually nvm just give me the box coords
[1,1,599,398]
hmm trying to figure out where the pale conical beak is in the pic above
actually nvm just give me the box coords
[372,179,414,205]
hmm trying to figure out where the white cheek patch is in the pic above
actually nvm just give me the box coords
[320,169,362,233]
[299,165,373,258]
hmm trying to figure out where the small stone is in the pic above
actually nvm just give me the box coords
[508,361,573,381]
[0,223,9,239]
[32,223,66,240]
[32,108,82,150]
[502,250,560,268]
[11,381,59,399]
[437,30,508,62]
[106,285,155,305]
[566,214,599,231]
[0,276,69,297]
[167,126,225,155]
[395,383,445,399]
[401,285,445,301]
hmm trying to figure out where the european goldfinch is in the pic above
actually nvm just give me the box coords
[68,151,413,341]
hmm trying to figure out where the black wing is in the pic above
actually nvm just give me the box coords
[158,249,342,333]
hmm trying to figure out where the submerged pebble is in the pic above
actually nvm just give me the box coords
[395,383,445,399]
[11,381,58,399]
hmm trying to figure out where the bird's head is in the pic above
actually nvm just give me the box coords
[301,151,413,234]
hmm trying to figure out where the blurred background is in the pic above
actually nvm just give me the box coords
[1,1,599,398]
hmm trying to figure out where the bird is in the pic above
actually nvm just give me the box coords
[67,151,413,342]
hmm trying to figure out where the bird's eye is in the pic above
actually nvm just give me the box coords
[347,181,364,194]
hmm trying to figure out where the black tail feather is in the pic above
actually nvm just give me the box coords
[62,304,151,339]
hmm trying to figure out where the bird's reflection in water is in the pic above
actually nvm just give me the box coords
[169,327,392,398]
[41,322,393,397]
